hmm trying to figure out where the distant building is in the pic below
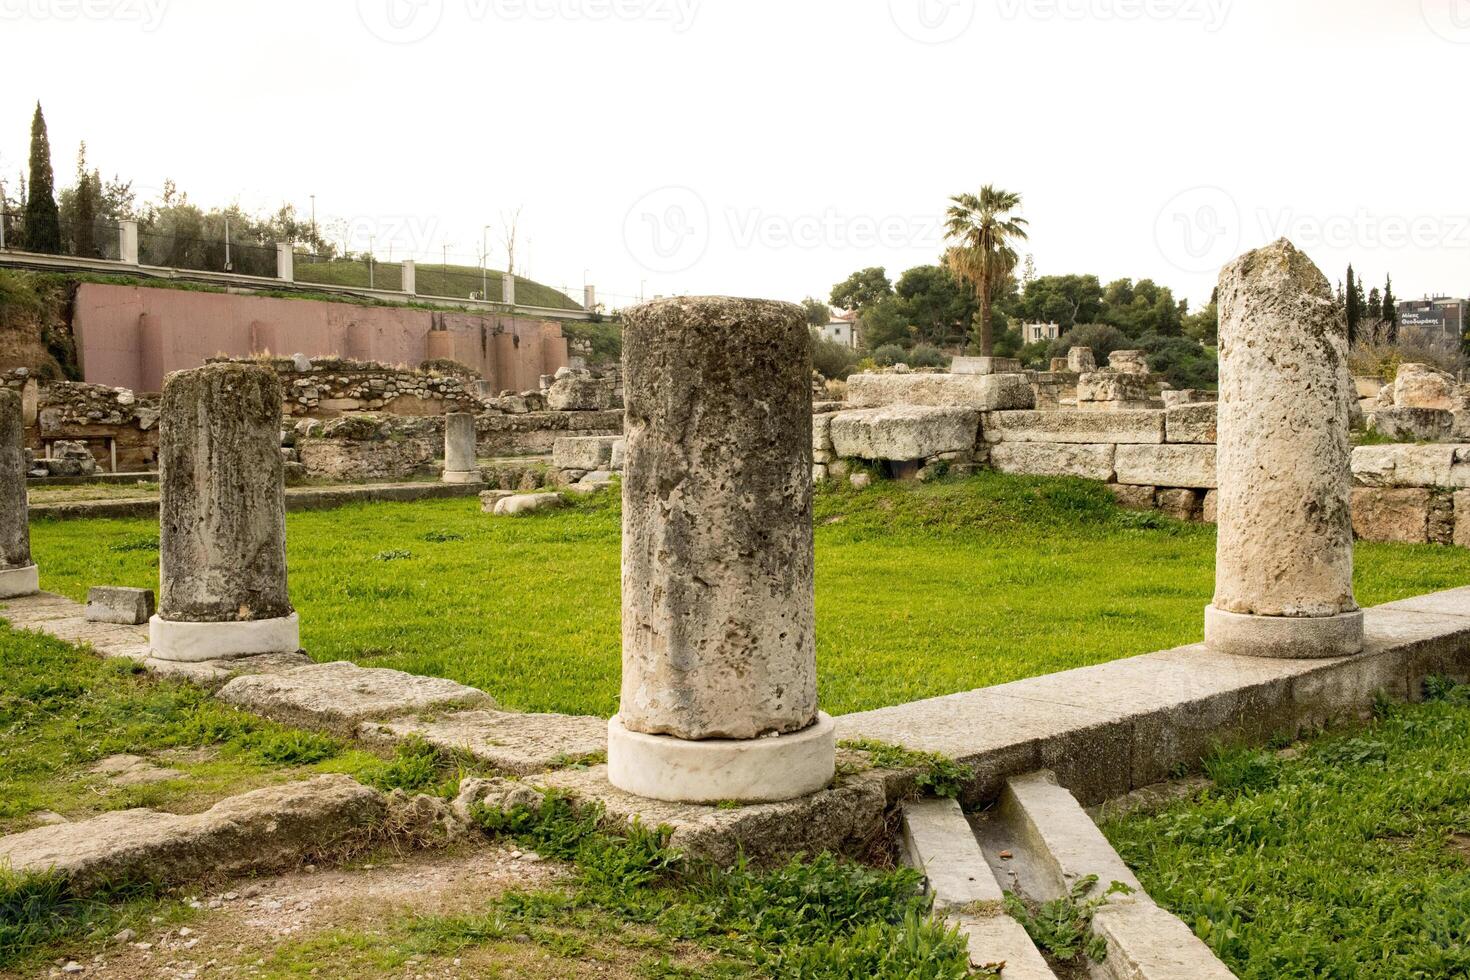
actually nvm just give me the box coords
[1021,322,1061,344]
[1397,296,1466,340]
[819,311,858,348]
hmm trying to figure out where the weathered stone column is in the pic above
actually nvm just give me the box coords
[608,296,835,804]
[0,389,39,598]
[442,413,480,484]
[1205,239,1363,658]
[150,364,299,662]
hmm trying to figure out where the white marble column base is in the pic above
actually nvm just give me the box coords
[441,471,483,485]
[1204,604,1364,660]
[608,712,836,804]
[0,564,39,599]
[149,612,301,663]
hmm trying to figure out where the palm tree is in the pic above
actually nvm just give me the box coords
[944,186,1028,355]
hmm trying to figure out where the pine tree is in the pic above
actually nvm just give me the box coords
[1383,274,1398,343]
[22,102,61,253]
[1345,265,1360,346]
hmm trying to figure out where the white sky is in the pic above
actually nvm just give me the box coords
[1,0,1467,311]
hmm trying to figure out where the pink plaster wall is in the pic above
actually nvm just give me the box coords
[73,284,568,393]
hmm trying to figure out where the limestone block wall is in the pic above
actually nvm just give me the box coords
[219,356,486,419]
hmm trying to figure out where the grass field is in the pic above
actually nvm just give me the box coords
[25,473,1470,718]
[1104,682,1470,979]
[292,259,583,311]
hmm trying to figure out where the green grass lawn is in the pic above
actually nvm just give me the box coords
[1103,682,1470,979]
[292,259,583,311]
[24,473,1470,718]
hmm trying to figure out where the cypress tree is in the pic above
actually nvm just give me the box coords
[1383,274,1398,343]
[22,102,61,253]
[1345,265,1360,346]
[72,144,97,258]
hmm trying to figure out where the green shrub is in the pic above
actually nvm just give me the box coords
[871,344,906,367]
[907,344,949,369]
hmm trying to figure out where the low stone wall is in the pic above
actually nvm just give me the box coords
[217,356,485,419]
[4,369,162,471]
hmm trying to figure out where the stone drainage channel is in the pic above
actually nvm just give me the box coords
[902,775,1233,979]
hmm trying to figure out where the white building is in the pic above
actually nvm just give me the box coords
[818,312,858,348]
[1022,322,1061,344]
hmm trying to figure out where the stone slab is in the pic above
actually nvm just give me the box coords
[362,709,608,776]
[829,406,981,461]
[998,771,1142,898]
[86,587,155,626]
[217,661,493,733]
[845,373,1034,411]
[1163,402,1217,444]
[951,357,1022,376]
[536,765,889,867]
[839,592,1470,804]
[1352,444,1470,489]
[952,914,1058,979]
[1114,443,1217,489]
[981,410,1164,445]
[989,443,1116,482]
[552,436,620,471]
[0,775,385,892]
[900,798,1004,912]
[1092,899,1238,980]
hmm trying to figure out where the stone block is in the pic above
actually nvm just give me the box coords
[1351,488,1431,543]
[552,435,619,471]
[951,356,1021,376]
[1076,372,1153,410]
[829,406,981,461]
[900,798,1003,912]
[494,493,567,516]
[1370,407,1453,442]
[546,376,615,412]
[1067,347,1096,373]
[1456,492,1470,549]
[1164,402,1217,444]
[362,710,608,776]
[1202,489,1218,523]
[1106,350,1150,375]
[981,409,1163,445]
[1393,362,1463,411]
[845,373,1034,411]
[217,661,492,733]
[0,776,385,892]
[1114,444,1216,489]
[1108,484,1156,510]
[1156,488,1201,521]
[1092,900,1238,980]
[86,587,155,626]
[1352,444,1470,488]
[989,443,1116,481]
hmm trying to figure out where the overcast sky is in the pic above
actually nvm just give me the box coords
[2,0,1466,311]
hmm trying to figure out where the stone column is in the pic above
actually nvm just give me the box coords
[275,243,294,282]
[150,364,299,662]
[119,220,139,266]
[1205,239,1362,658]
[608,296,835,804]
[402,259,417,296]
[442,412,480,484]
[0,389,39,598]
[502,273,516,306]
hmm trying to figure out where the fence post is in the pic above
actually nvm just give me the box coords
[402,260,416,295]
[502,272,516,306]
[119,220,139,266]
[276,243,294,282]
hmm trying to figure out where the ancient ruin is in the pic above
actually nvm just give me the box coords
[609,296,836,803]
[1206,240,1363,659]
[149,363,300,662]
[0,388,39,598]
[441,412,480,483]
